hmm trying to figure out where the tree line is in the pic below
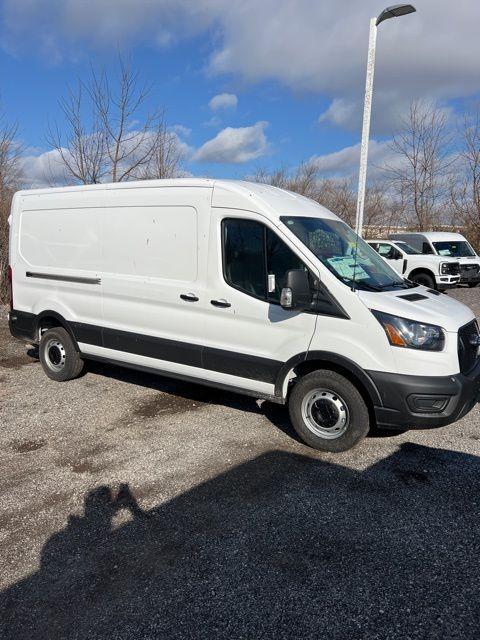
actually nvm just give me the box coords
[1,59,480,302]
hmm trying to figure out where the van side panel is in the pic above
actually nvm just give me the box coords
[103,205,197,281]
[12,190,104,332]
[95,186,229,384]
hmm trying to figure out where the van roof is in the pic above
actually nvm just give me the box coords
[391,231,467,241]
[15,178,338,221]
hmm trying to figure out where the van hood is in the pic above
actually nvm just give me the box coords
[357,288,475,332]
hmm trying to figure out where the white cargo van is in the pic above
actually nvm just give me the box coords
[390,232,480,287]
[8,180,480,452]
[366,239,460,290]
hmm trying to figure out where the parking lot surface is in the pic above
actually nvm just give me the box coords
[1,288,480,639]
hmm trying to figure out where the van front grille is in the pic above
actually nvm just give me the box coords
[458,320,480,374]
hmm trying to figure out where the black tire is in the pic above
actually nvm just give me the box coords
[39,326,85,381]
[468,282,479,288]
[410,272,435,289]
[288,369,370,452]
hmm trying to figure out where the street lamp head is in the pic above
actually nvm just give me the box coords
[376,4,416,27]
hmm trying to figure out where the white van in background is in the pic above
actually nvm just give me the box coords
[8,179,480,452]
[367,239,460,290]
[390,232,480,288]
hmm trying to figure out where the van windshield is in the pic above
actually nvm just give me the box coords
[433,241,475,258]
[281,216,408,291]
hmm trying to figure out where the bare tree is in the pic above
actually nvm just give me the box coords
[251,162,359,224]
[252,161,321,200]
[317,178,356,226]
[139,117,185,180]
[0,116,23,303]
[450,105,480,248]
[47,82,106,184]
[47,58,184,185]
[385,100,452,230]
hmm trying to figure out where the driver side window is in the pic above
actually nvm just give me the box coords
[222,218,309,304]
[222,219,266,298]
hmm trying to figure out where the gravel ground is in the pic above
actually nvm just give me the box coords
[1,288,480,639]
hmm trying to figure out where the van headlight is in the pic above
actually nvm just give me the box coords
[371,310,445,351]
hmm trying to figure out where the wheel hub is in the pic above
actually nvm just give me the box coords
[44,339,66,372]
[301,389,349,440]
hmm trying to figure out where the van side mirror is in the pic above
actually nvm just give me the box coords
[280,269,311,310]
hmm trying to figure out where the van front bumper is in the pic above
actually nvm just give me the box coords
[368,361,480,430]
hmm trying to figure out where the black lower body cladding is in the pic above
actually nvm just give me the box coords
[368,363,480,430]
[10,309,480,432]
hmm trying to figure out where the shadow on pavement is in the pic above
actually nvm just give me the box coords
[1,442,480,639]
[86,358,302,441]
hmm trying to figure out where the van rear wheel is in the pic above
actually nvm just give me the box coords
[288,370,370,452]
[39,327,85,381]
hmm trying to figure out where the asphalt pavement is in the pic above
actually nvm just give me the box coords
[1,287,480,639]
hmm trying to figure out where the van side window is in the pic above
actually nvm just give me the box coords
[223,219,266,298]
[422,242,434,255]
[266,228,305,303]
[222,219,308,303]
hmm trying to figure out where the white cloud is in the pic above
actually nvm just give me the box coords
[208,93,238,111]
[193,121,269,164]
[203,115,222,128]
[19,127,194,187]
[319,99,358,129]
[205,0,480,124]
[3,0,480,134]
[170,124,191,138]
[310,139,398,180]
[20,148,70,187]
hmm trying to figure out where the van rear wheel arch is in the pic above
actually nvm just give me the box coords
[35,311,80,351]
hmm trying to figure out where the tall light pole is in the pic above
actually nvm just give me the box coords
[354,4,416,237]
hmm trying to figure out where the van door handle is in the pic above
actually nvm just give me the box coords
[210,299,231,308]
[180,293,199,302]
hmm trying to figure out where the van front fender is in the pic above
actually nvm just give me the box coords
[275,350,383,408]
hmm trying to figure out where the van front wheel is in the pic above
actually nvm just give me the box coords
[288,370,370,452]
[39,327,85,381]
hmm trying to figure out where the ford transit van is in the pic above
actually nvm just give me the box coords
[8,180,480,452]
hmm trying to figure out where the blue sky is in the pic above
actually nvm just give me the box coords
[1,0,479,186]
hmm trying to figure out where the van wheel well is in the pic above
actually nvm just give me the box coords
[291,359,377,427]
[36,314,79,350]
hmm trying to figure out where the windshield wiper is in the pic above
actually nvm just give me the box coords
[378,281,409,290]
[343,278,383,292]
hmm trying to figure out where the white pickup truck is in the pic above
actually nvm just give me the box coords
[367,239,460,291]
[390,232,480,288]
